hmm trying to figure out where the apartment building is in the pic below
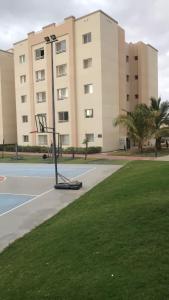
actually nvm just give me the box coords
[0,50,17,144]
[13,10,158,151]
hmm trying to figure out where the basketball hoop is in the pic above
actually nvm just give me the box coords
[29,113,82,190]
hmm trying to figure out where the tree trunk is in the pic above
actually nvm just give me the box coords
[138,141,143,153]
[155,140,158,157]
[156,137,161,150]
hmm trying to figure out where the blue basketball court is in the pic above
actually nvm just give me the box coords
[0,163,93,178]
[0,163,122,252]
[0,163,95,216]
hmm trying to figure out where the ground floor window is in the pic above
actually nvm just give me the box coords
[23,135,29,142]
[38,135,48,145]
[60,134,69,146]
[85,133,94,142]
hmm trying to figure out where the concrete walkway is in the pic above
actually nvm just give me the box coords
[0,164,121,253]
[89,153,155,161]
[157,155,169,161]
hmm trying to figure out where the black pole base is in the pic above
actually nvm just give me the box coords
[54,181,82,190]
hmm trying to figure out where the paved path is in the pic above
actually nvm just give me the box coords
[0,164,121,252]
[157,155,169,161]
[89,153,155,161]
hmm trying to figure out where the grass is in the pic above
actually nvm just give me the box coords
[111,147,169,157]
[0,154,127,165]
[0,161,169,299]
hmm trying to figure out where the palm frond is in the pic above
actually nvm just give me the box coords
[156,127,169,138]
[150,97,161,110]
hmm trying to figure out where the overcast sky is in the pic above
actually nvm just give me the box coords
[0,0,168,100]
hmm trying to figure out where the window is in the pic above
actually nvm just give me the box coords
[23,135,29,142]
[57,88,68,100]
[38,135,48,145]
[135,94,139,99]
[84,84,93,94]
[85,133,94,142]
[98,134,102,138]
[36,70,45,82]
[35,48,44,60]
[36,92,46,103]
[20,75,26,84]
[56,64,67,77]
[83,58,92,69]
[36,114,47,132]
[56,40,66,54]
[85,109,93,118]
[135,75,138,80]
[83,32,92,44]
[21,95,27,103]
[22,115,28,123]
[19,54,25,63]
[126,94,130,101]
[126,55,129,62]
[126,75,129,82]
[60,134,69,146]
[58,111,69,122]
[134,56,138,61]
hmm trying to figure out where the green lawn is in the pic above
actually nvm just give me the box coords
[111,147,169,157]
[0,161,169,299]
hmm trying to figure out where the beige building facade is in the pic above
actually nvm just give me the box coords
[13,10,158,151]
[0,50,17,145]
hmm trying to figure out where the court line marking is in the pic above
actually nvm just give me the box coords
[0,188,54,218]
[0,193,37,197]
[7,176,55,179]
[71,167,96,180]
[6,167,96,180]
[5,167,96,180]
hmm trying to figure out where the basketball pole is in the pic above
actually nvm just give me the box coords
[43,35,82,190]
[51,38,58,186]
[45,35,58,186]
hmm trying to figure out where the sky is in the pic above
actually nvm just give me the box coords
[0,0,168,100]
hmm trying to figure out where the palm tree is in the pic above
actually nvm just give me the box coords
[150,97,169,150]
[114,104,153,152]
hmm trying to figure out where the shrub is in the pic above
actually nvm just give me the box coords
[63,146,101,154]
[0,144,102,154]
[0,144,49,153]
